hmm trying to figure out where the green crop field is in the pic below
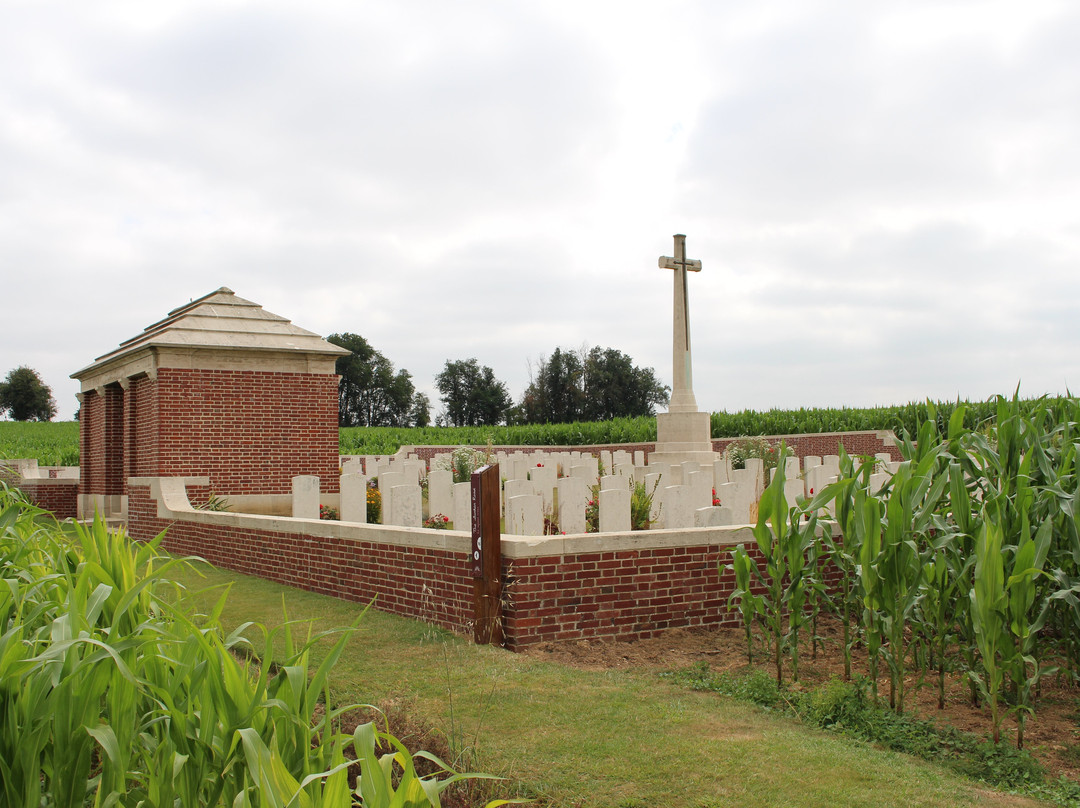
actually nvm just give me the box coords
[2,395,1074,463]
[0,420,79,465]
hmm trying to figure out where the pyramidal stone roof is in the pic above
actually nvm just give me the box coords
[73,287,348,383]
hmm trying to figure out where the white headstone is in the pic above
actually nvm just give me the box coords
[529,464,557,512]
[507,494,544,536]
[600,450,614,474]
[717,481,753,525]
[695,506,734,527]
[379,471,406,524]
[783,478,805,504]
[511,458,530,481]
[599,487,631,533]
[743,458,765,494]
[291,475,320,519]
[600,474,622,491]
[870,473,890,494]
[561,492,587,535]
[504,479,532,523]
[557,475,590,512]
[686,470,712,511]
[427,469,454,521]
[570,464,596,483]
[659,485,692,529]
[713,458,730,486]
[340,473,368,523]
[403,459,425,484]
[391,484,422,527]
[453,481,472,532]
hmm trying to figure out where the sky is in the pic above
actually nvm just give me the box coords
[3,0,1079,421]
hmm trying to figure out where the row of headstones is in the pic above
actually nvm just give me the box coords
[320,450,900,534]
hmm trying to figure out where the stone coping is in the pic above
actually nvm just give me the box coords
[130,476,838,559]
[13,477,80,487]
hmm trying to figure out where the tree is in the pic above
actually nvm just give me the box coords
[516,346,668,424]
[409,392,431,428]
[434,358,512,427]
[519,347,586,424]
[327,333,426,427]
[0,366,56,421]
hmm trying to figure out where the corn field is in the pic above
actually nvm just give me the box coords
[1,397,1069,462]
[0,420,80,466]
[0,484,511,807]
[726,394,1080,748]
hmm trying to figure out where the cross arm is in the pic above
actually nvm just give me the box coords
[658,256,702,272]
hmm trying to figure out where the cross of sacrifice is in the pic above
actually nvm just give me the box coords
[658,234,702,413]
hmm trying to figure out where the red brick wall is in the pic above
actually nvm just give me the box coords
[127,483,474,633]
[130,479,835,651]
[131,374,159,478]
[103,384,125,496]
[502,545,742,647]
[4,477,79,520]
[79,390,104,497]
[153,367,341,496]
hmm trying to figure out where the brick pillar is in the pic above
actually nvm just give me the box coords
[103,383,125,497]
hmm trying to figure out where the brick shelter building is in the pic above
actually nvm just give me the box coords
[71,287,348,520]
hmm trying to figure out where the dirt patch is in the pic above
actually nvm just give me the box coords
[324,700,504,808]
[522,618,1080,784]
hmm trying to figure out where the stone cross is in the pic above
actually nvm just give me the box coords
[658,233,702,413]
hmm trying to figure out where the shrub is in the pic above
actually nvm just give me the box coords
[434,445,496,484]
[424,513,451,530]
[725,437,780,471]
[367,483,382,523]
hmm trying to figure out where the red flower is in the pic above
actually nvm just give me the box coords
[537,462,543,467]
[442,515,449,522]
[809,487,814,495]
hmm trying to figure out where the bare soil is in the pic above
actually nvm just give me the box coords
[522,617,1080,785]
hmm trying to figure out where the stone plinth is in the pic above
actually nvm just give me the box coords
[649,410,717,466]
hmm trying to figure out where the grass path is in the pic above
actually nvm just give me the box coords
[171,561,1044,808]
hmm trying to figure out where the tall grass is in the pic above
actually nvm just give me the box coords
[0,485,509,807]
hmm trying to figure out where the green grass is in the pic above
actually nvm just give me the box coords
[170,562,1051,808]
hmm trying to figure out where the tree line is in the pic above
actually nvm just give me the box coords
[0,337,668,427]
[328,333,669,428]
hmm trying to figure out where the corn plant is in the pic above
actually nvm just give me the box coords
[724,543,763,664]
[810,445,873,682]
[0,487,514,807]
[747,445,819,684]
[876,421,949,714]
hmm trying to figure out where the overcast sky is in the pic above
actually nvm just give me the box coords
[3,0,1078,421]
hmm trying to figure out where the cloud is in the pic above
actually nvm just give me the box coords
[1,1,1078,421]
